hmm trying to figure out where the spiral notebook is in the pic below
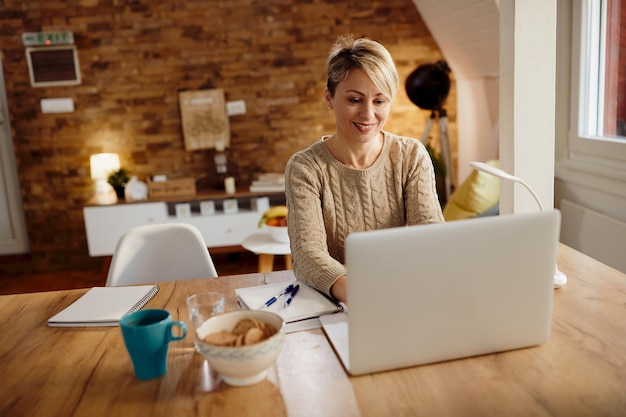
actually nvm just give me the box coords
[48,285,159,327]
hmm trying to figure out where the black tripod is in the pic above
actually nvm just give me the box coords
[406,60,454,200]
[420,108,453,200]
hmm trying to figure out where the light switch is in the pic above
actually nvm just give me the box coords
[226,100,246,116]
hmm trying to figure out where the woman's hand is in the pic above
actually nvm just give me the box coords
[330,275,348,304]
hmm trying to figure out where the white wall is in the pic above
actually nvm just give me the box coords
[499,0,557,214]
[414,0,558,211]
[412,0,500,182]
[414,0,626,273]
[457,78,500,179]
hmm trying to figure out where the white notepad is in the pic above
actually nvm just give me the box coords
[235,280,342,325]
[48,285,159,327]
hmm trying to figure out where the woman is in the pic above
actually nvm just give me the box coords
[285,35,444,303]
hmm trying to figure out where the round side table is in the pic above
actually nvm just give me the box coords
[242,232,292,272]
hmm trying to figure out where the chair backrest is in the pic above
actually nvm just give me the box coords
[105,223,218,287]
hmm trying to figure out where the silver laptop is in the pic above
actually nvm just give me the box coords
[320,210,561,376]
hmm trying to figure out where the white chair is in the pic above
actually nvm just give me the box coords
[105,223,218,287]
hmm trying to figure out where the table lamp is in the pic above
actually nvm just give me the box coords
[469,161,567,288]
[90,153,120,205]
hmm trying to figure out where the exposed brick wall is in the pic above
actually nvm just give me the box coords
[0,0,455,273]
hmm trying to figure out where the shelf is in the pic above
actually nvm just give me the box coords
[86,188,285,207]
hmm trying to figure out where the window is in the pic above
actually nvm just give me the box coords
[570,0,626,167]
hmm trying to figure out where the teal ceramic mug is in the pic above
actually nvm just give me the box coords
[119,309,187,380]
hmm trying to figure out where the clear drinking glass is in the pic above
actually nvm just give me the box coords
[186,292,225,353]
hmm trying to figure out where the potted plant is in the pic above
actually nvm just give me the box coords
[107,168,131,199]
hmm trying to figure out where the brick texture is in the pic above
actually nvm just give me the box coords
[0,0,455,273]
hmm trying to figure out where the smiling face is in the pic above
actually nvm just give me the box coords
[326,68,392,146]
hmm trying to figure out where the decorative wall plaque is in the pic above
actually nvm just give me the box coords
[179,88,230,151]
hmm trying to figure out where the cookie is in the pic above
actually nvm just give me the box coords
[232,318,257,335]
[244,327,265,345]
[203,318,278,346]
[203,331,238,346]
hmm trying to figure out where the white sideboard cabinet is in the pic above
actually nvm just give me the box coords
[83,190,285,257]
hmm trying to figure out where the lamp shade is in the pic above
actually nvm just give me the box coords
[90,153,120,181]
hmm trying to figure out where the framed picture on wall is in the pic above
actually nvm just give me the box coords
[178,88,230,151]
[26,45,81,88]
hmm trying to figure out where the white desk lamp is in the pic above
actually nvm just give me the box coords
[469,161,567,288]
[90,153,120,205]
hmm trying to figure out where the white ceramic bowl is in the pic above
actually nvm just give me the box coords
[267,225,289,243]
[195,310,285,386]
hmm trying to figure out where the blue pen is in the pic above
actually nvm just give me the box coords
[262,284,294,308]
[283,284,300,308]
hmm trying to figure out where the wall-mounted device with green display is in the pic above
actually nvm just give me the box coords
[22,31,75,46]
[23,31,81,88]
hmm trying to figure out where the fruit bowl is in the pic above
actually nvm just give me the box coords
[258,205,289,242]
[258,206,288,227]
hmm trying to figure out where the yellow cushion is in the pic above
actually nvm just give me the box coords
[443,160,500,221]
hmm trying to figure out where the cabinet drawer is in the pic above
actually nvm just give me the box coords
[83,203,168,256]
[172,212,260,247]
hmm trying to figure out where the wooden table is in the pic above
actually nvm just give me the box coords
[1,244,625,417]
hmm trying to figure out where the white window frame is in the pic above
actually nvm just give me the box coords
[569,0,626,172]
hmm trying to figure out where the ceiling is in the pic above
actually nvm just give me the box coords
[412,0,500,79]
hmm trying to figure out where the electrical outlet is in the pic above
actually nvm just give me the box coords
[226,100,246,116]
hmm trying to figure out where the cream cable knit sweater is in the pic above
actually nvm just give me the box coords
[285,131,444,297]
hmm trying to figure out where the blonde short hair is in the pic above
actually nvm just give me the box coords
[326,34,400,102]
